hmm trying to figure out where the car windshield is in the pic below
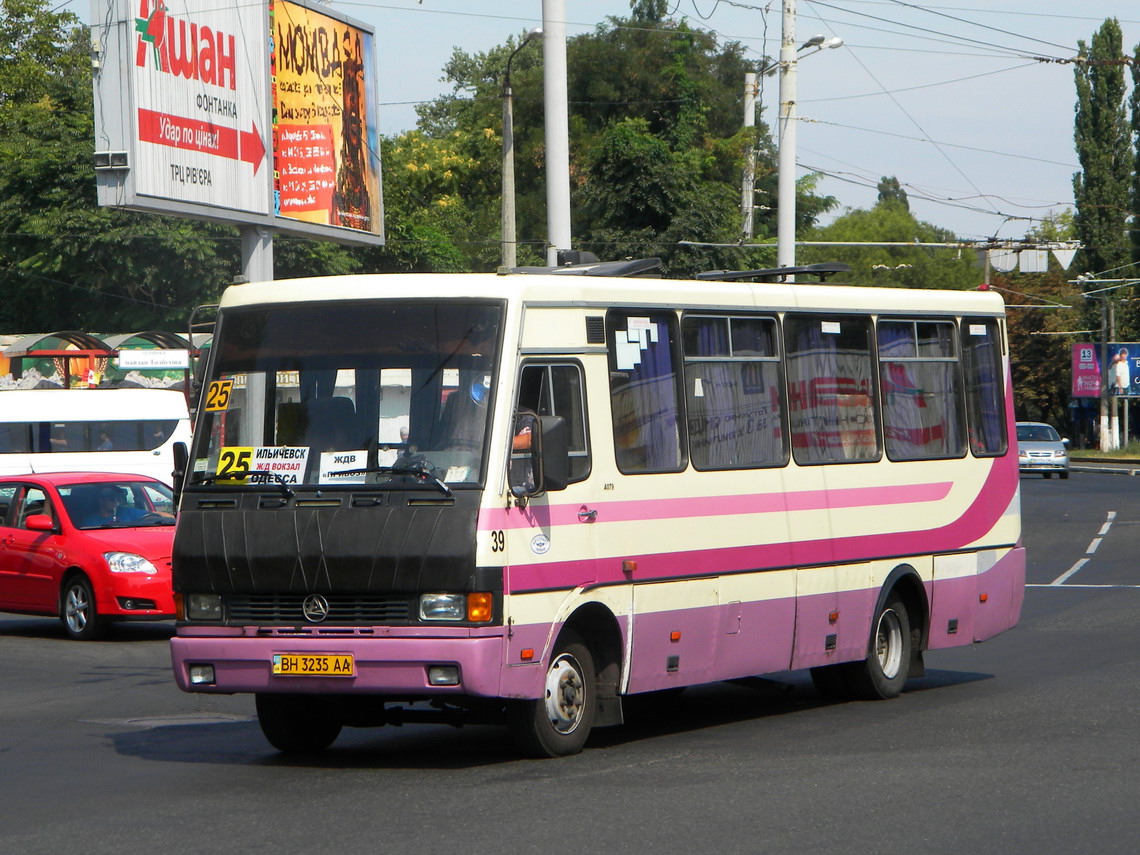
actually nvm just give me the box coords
[59,481,176,530]
[1017,424,1060,443]
[191,300,503,490]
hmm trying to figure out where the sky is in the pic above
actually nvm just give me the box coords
[70,0,1140,243]
[350,0,1140,243]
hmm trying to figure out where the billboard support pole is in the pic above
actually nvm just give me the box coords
[241,226,274,284]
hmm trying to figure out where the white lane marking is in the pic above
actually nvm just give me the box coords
[1028,583,1140,589]
[1051,558,1090,586]
[1049,510,1116,586]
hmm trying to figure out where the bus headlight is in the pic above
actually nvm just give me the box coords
[419,593,494,622]
[420,593,465,621]
[103,552,158,575]
[186,593,223,620]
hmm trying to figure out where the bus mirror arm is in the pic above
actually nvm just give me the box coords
[172,441,189,501]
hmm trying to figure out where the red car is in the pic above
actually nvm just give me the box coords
[0,472,176,639]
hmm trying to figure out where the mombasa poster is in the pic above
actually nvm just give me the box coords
[270,0,383,235]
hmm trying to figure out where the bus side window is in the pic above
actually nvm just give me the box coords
[962,318,1008,456]
[516,363,591,482]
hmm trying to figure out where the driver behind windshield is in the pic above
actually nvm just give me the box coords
[82,486,148,527]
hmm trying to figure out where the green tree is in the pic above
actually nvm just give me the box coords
[0,0,363,334]
[1073,19,1131,280]
[413,9,835,271]
[876,176,909,212]
[799,201,978,289]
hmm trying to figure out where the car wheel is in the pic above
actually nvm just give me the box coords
[255,694,342,753]
[507,630,596,757]
[60,575,108,641]
[1043,472,1052,479]
[1060,471,1069,480]
[843,594,912,700]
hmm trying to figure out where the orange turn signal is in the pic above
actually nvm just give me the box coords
[467,592,493,622]
[979,592,988,603]
[520,648,535,661]
[670,631,682,642]
[173,592,184,621]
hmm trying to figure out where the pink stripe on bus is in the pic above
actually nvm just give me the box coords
[505,452,1018,593]
[480,480,954,531]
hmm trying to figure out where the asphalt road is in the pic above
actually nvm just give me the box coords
[1,471,1138,854]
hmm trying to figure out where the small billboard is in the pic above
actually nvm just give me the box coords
[1073,342,1140,397]
[91,0,383,245]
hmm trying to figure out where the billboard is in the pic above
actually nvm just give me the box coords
[1072,342,1140,397]
[270,0,381,233]
[91,0,383,245]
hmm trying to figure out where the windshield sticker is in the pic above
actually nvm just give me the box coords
[969,324,988,336]
[318,450,367,484]
[204,379,234,412]
[193,458,209,473]
[821,321,841,334]
[216,446,309,484]
[444,465,470,483]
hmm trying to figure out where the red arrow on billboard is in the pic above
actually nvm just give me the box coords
[240,122,265,175]
[138,109,265,175]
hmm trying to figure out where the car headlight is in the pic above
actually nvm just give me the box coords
[1054,450,1067,458]
[103,552,158,575]
[185,594,223,620]
[1018,451,1029,460]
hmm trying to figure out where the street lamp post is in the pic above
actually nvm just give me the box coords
[775,0,842,277]
[501,27,542,270]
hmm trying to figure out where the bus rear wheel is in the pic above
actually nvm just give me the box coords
[846,594,912,700]
[255,693,342,754]
[507,631,596,757]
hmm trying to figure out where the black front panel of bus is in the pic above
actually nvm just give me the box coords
[172,489,484,598]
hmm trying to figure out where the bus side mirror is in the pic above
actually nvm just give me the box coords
[509,413,569,498]
[538,415,569,492]
[172,441,189,500]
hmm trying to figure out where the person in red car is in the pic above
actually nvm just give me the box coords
[83,485,144,528]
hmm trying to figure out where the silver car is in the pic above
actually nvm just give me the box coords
[1016,422,1069,479]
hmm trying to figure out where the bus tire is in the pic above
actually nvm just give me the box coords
[255,693,342,754]
[60,574,107,641]
[507,631,596,757]
[846,594,912,700]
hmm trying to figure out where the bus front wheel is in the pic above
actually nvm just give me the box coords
[507,631,596,757]
[255,693,342,754]
[847,594,912,700]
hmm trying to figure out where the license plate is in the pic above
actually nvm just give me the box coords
[271,653,355,677]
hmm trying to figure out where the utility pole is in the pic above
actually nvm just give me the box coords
[775,0,797,273]
[542,0,571,265]
[500,28,541,270]
[740,72,758,240]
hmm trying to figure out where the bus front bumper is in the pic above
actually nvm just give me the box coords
[170,631,506,697]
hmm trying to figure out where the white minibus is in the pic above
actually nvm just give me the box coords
[0,388,191,485]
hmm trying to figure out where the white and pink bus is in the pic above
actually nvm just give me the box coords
[169,263,1023,756]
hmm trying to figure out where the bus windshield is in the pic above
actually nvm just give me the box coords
[191,301,502,489]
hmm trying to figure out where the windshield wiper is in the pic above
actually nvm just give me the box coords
[338,460,453,497]
[187,471,295,499]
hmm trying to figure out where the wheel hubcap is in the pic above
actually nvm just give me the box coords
[543,653,585,734]
[875,608,903,679]
[65,586,89,632]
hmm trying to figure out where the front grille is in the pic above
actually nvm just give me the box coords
[225,594,412,624]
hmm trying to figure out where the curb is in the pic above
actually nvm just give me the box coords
[1069,464,1139,476]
